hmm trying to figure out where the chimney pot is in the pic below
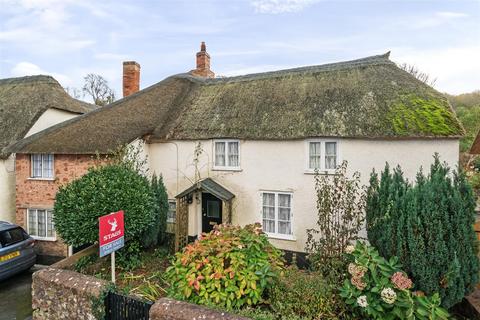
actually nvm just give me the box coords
[123,61,140,97]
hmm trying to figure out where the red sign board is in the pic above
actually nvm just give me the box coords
[99,210,125,257]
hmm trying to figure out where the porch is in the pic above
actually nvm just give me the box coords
[174,178,235,251]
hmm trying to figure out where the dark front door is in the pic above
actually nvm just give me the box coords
[202,193,222,233]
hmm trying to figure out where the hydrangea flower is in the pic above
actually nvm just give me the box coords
[345,245,355,254]
[351,276,367,290]
[348,263,367,278]
[391,272,413,290]
[357,295,368,308]
[381,287,397,304]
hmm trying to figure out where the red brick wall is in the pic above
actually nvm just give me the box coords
[15,154,107,258]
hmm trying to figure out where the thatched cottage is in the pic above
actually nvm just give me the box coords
[10,43,463,260]
[0,76,94,224]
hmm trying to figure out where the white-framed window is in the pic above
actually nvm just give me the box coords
[261,191,293,239]
[31,154,54,179]
[27,209,56,240]
[167,200,176,223]
[213,140,240,170]
[306,140,339,172]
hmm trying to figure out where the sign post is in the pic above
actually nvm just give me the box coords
[99,210,125,284]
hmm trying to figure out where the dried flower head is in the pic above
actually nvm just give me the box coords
[345,245,355,254]
[381,287,397,304]
[348,263,368,278]
[357,295,368,308]
[351,276,367,290]
[391,272,413,290]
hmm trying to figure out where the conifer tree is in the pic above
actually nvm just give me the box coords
[366,155,479,308]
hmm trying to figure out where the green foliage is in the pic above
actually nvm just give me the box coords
[268,266,355,320]
[54,164,156,247]
[116,240,142,270]
[389,96,461,136]
[74,253,97,273]
[456,105,480,152]
[165,224,284,310]
[366,155,479,308]
[340,242,450,319]
[149,174,169,246]
[305,161,365,279]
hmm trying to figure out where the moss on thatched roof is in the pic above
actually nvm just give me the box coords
[10,53,463,156]
[0,75,95,158]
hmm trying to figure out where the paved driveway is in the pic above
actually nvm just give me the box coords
[0,265,44,320]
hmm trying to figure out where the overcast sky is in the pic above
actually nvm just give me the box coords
[0,0,479,99]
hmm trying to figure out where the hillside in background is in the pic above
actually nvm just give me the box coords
[446,90,480,153]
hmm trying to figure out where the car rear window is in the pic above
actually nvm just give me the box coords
[0,227,28,247]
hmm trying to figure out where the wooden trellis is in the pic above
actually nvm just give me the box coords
[175,196,189,252]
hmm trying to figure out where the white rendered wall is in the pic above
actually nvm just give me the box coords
[0,156,16,222]
[25,108,78,137]
[148,138,459,252]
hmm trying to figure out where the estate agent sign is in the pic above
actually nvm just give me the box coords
[99,210,125,283]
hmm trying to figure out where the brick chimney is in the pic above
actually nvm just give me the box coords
[123,61,140,97]
[190,42,215,78]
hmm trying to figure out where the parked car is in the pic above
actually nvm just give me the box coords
[0,221,36,281]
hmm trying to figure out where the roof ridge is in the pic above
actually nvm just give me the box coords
[0,75,59,86]
[202,52,394,84]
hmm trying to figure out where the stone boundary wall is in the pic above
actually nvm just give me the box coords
[150,298,249,320]
[32,267,107,320]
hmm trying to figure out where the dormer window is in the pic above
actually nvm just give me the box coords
[306,140,339,172]
[213,140,240,170]
[31,154,54,179]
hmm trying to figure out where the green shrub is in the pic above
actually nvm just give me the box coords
[268,266,355,320]
[340,242,449,319]
[54,163,157,266]
[366,155,479,308]
[165,223,284,309]
[306,161,365,280]
[142,174,169,248]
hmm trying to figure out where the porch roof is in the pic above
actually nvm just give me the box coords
[176,178,235,201]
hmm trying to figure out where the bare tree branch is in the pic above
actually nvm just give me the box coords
[82,74,116,106]
[398,63,437,87]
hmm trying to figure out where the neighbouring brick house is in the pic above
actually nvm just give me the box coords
[15,154,105,261]
[10,43,464,261]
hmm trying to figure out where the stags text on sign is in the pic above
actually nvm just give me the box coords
[99,210,125,257]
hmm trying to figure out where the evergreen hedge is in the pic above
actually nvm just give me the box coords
[54,164,157,250]
[366,155,479,308]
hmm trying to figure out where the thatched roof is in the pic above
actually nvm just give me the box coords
[471,131,480,154]
[0,75,95,158]
[10,53,463,156]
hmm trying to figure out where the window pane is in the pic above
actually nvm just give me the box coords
[167,201,176,222]
[278,221,291,235]
[278,208,290,221]
[43,154,54,178]
[215,142,226,166]
[37,210,46,238]
[32,155,42,177]
[228,142,239,167]
[47,210,54,237]
[278,194,291,208]
[28,210,37,236]
[262,193,275,233]
[207,201,220,218]
[309,142,321,169]
[262,193,275,207]
[325,142,337,169]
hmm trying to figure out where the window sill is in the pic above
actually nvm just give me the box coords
[27,177,56,181]
[212,167,242,172]
[31,236,56,242]
[304,170,336,175]
[266,233,296,241]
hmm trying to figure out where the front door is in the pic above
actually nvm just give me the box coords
[202,193,222,233]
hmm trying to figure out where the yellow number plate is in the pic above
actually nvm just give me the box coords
[0,251,20,262]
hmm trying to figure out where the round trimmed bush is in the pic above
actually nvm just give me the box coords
[54,164,157,248]
[165,223,284,309]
